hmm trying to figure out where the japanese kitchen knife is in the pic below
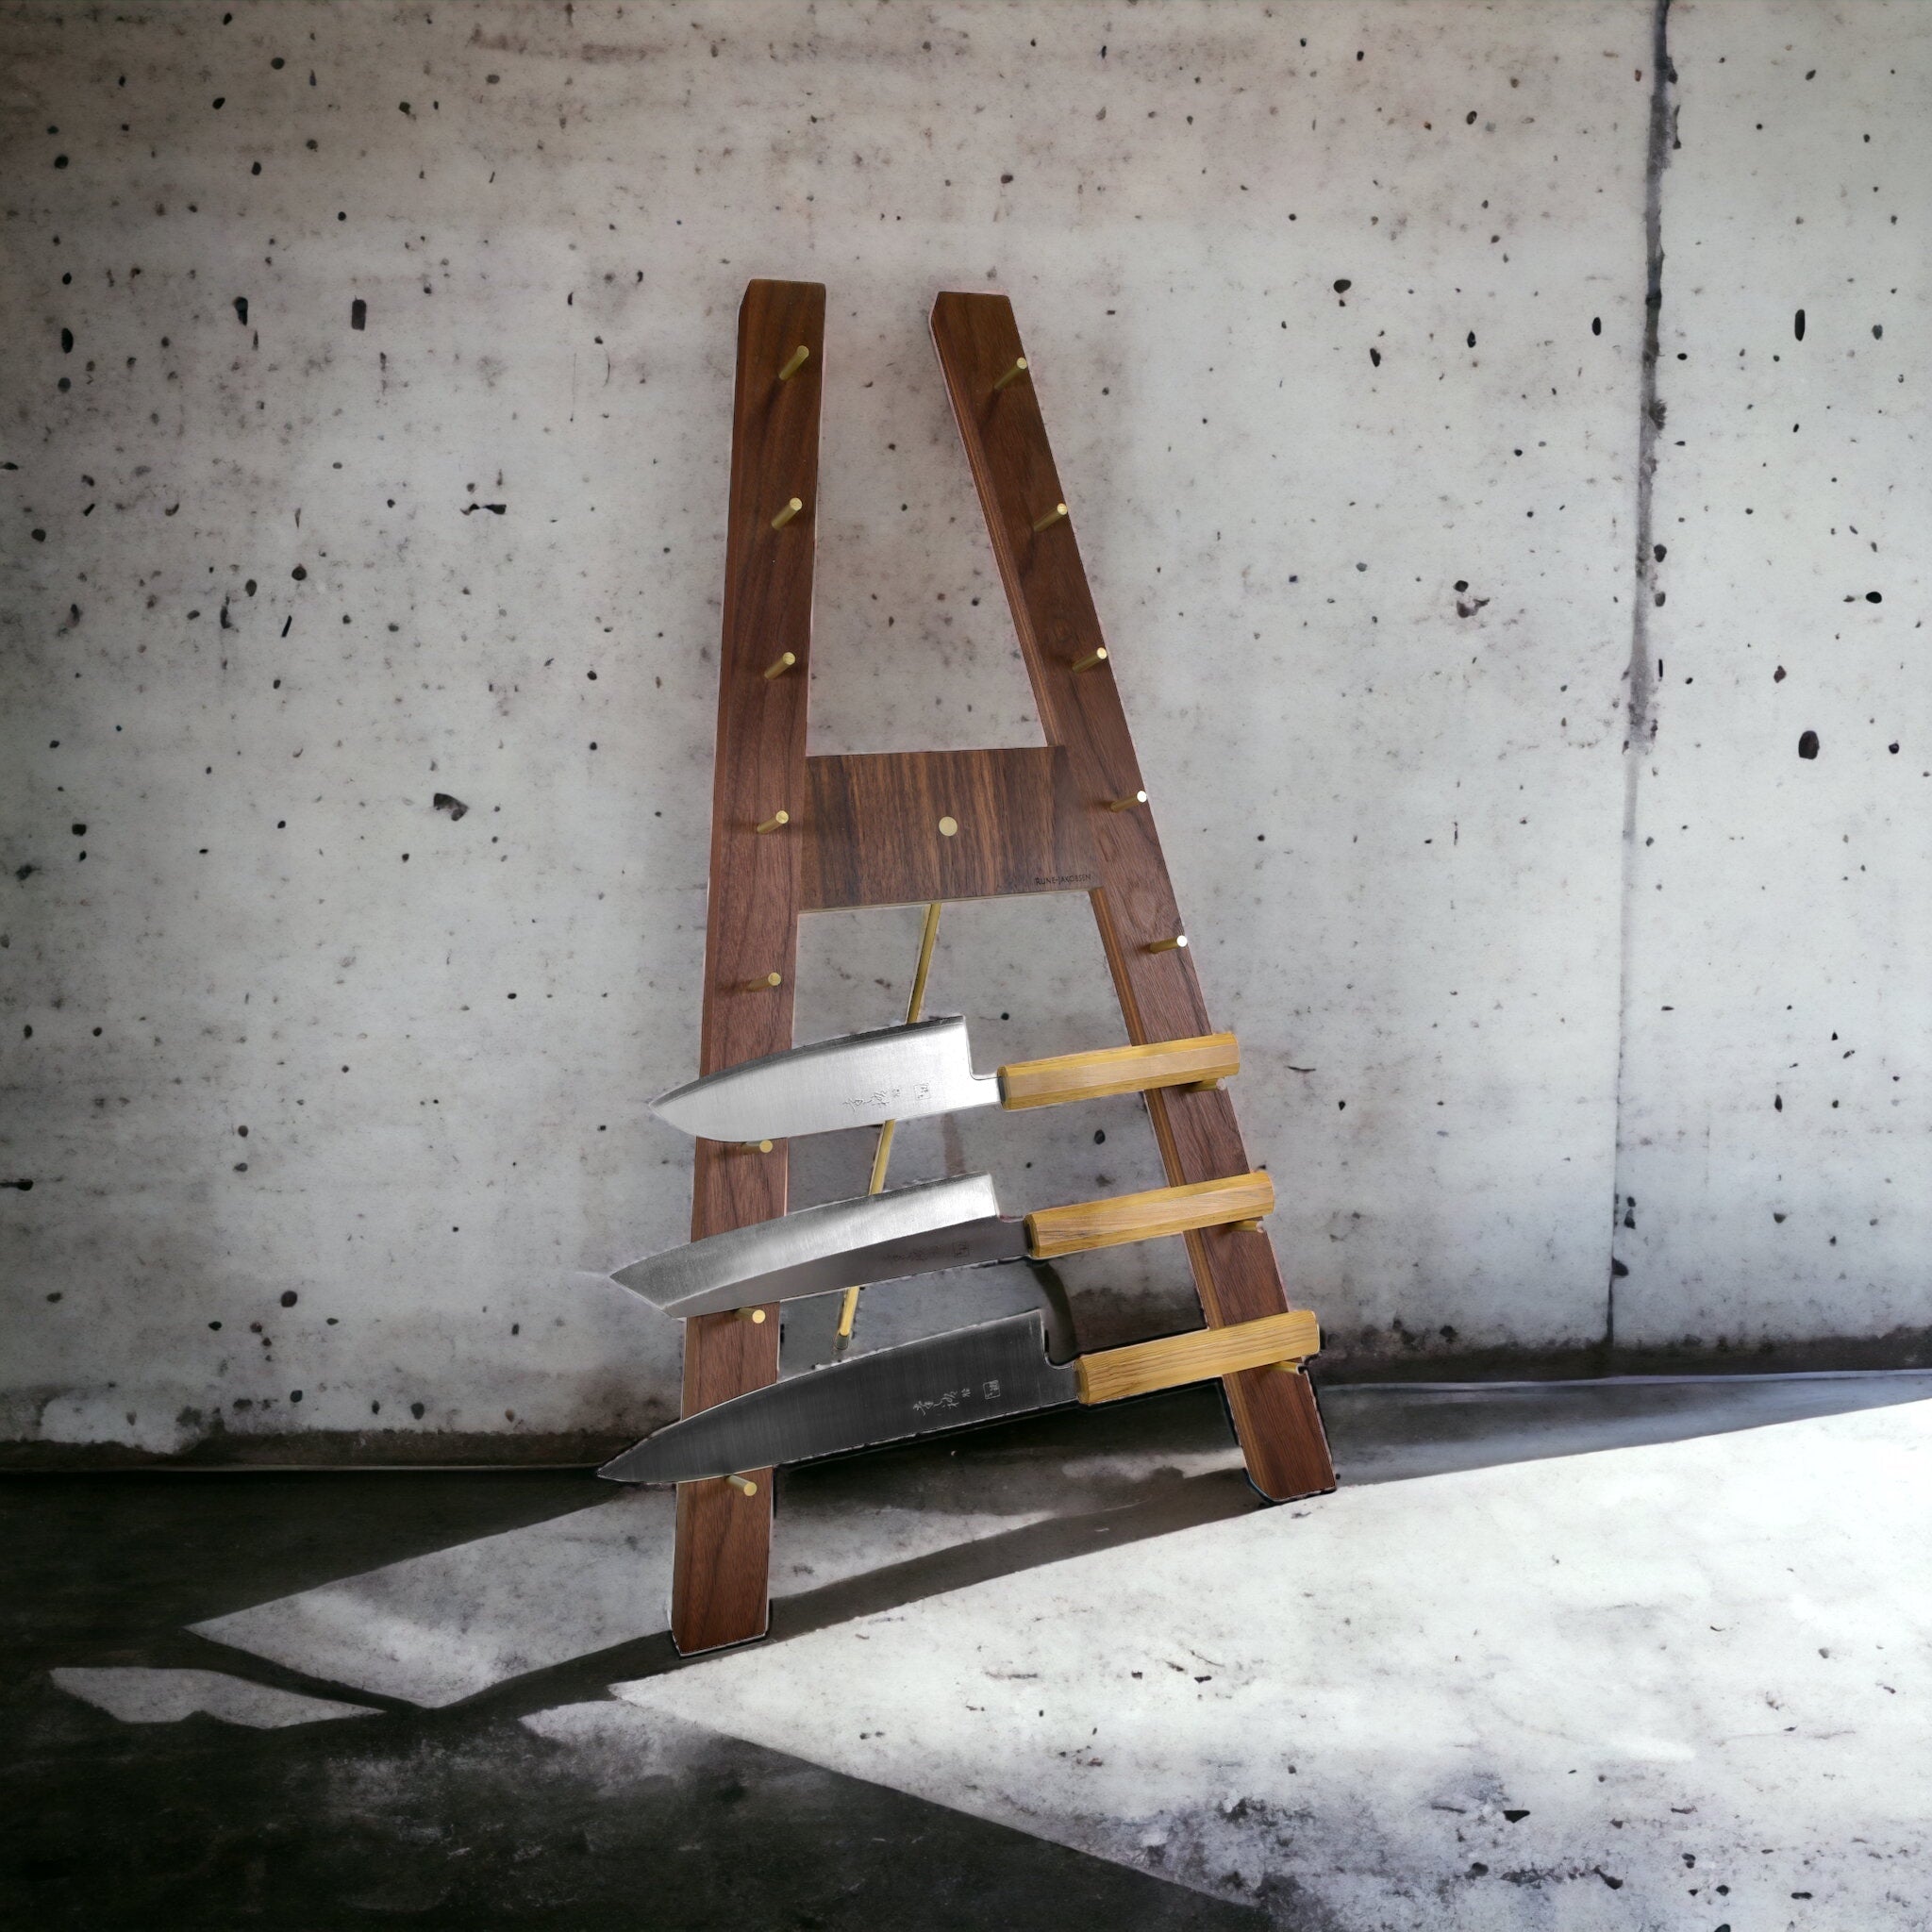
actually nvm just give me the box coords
[609,1170,1274,1320]
[651,1015,1238,1143]
[597,1307,1320,1484]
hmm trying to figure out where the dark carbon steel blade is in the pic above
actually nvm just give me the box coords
[597,1311,1078,1485]
[651,1014,996,1141]
[611,1172,1025,1318]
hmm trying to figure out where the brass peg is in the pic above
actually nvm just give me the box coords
[1032,501,1069,533]
[762,650,797,681]
[737,1307,768,1325]
[771,497,804,531]
[1070,647,1108,674]
[1230,1217,1264,1234]
[726,1474,759,1496]
[1272,1360,1305,1376]
[755,809,791,834]
[1106,790,1148,812]
[992,356,1029,393]
[1189,1076,1224,1092]
[739,971,782,991]
[776,344,810,383]
[736,1138,775,1154]
[937,815,958,838]
[1147,934,1189,954]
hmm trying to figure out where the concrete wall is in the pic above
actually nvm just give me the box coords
[1,0,1924,1462]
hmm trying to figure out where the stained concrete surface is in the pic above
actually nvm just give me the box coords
[8,1374,1931,1927]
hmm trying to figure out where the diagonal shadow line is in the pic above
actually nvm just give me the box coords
[68,1371,1932,1731]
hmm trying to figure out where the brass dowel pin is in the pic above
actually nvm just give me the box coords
[755,809,790,835]
[739,971,782,991]
[771,497,804,531]
[1189,1076,1224,1092]
[1071,647,1108,673]
[762,650,797,681]
[736,1139,774,1154]
[776,344,810,383]
[1106,790,1148,812]
[1032,501,1069,533]
[835,898,943,1354]
[737,1307,768,1324]
[992,356,1029,393]
[1147,934,1189,954]
[726,1474,759,1496]
[1231,1218,1264,1234]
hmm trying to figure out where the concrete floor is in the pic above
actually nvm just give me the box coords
[6,1373,1930,1928]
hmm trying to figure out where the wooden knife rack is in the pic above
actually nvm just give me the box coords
[669,279,1336,1655]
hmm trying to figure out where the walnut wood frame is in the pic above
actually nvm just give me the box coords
[667,280,1333,1657]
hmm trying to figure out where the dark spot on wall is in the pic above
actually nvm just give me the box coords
[1798,730,1820,759]
[5,1179,32,1191]
[410,1401,426,1419]
[1793,308,1805,341]
[1774,665,1786,681]
[279,1290,297,1307]
[1466,330,1476,347]
[1865,591,1881,603]
[60,327,74,353]
[351,298,367,330]
[431,792,469,820]
[1591,316,1602,336]
[291,564,307,580]
[233,296,248,325]
[1333,277,1352,293]
[1609,1258,1628,1277]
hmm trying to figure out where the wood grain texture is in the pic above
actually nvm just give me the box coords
[1075,1311,1321,1407]
[1025,1171,1274,1260]
[671,279,825,1656]
[800,746,1096,909]
[931,291,1336,1501]
[997,1032,1238,1111]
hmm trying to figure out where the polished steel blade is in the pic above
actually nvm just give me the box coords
[597,1311,1077,1484]
[651,1015,995,1141]
[610,1174,1026,1318]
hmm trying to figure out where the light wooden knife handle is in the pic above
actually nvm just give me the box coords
[1024,1171,1274,1260]
[1075,1309,1320,1406]
[996,1032,1239,1111]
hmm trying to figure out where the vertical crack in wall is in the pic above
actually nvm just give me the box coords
[1607,0,1677,1351]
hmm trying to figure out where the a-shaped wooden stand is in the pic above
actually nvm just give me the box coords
[671,280,1336,1656]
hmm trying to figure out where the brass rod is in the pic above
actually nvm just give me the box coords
[762,650,797,680]
[1147,934,1189,954]
[1031,501,1069,533]
[755,809,791,834]
[776,344,810,383]
[835,899,943,1351]
[992,356,1029,393]
[725,1474,759,1495]
[1105,790,1148,811]
[771,497,804,531]
[1071,647,1108,673]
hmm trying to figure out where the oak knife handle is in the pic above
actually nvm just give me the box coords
[1074,1309,1320,1407]
[996,1032,1239,1111]
[1024,1171,1274,1260]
